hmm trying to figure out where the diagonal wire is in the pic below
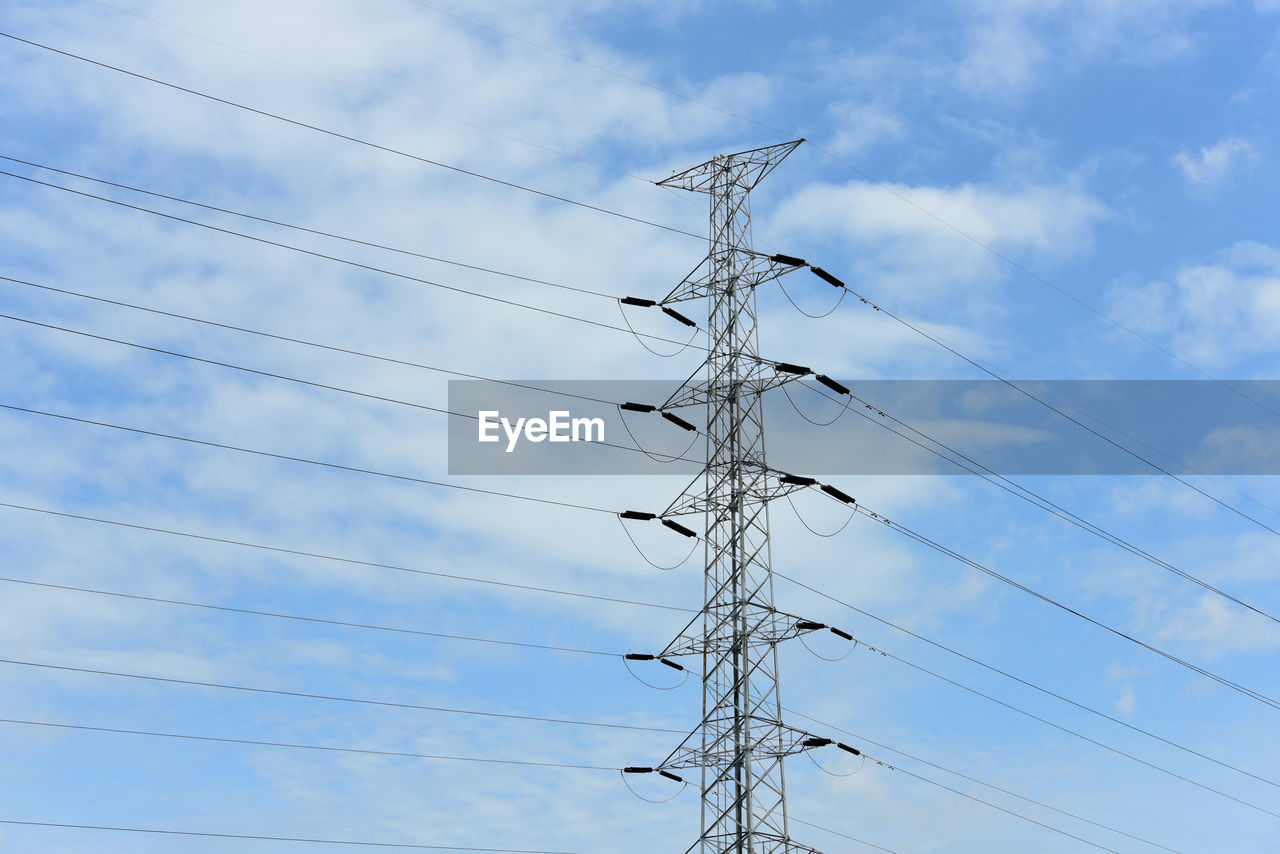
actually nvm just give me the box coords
[0,500,694,614]
[0,657,684,735]
[0,169,704,350]
[0,818,581,852]
[0,31,703,240]
[0,154,616,299]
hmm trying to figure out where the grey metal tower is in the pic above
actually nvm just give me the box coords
[646,141,826,854]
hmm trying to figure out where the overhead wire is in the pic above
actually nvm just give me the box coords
[0,575,617,658]
[0,169,707,351]
[0,400,625,514]
[5,13,1254,850]
[772,570,1280,790]
[787,817,899,854]
[0,569,1200,850]
[0,819,582,852]
[0,309,707,468]
[0,500,694,615]
[7,383,1278,796]
[2,539,1254,847]
[0,717,624,771]
[1,568,1182,848]
[839,636,1280,818]
[403,0,1280,432]
[0,274,616,406]
[0,657,684,735]
[835,281,1280,538]
[2,562,1249,838]
[783,709,1180,853]
[0,154,618,300]
[793,376,1280,626]
[830,497,1280,712]
[9,390,1278,724]
[81,0,681,197]
[0,31,703,241]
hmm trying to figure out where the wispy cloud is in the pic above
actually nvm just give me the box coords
[1173,137,1257,190]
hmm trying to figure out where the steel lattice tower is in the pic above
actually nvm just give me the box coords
[647,141,825,854]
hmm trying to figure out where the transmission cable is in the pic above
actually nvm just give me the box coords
[0,274,615,406]
[773,569,1280,789]
[7,393,1275,714]
[0,500,693,615]
[0,310,706,467]
[0,154,616,300]
[0,31,702,241]
[784,709,1179,852]
[0,169,705,350]
[837,282,1280,538]
[0,657,684,735]
[0,400,625,514]
[0,717,627,771]
[0,575,617,658]
[794,376,1280,627]
[834,499,1280,712]
[0,819,581,852]
[82,0,674,195]
[7,516,1269,830]
[5,565,1253,837]
[0,573,1207,848]
[406,0,1280,429]
[838,635,1279,819]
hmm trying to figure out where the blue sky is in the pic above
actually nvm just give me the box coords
[1,1,1279,852]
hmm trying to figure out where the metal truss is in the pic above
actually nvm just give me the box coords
[648,140,822,854]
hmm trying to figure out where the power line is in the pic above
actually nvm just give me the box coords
[0,400,620,514]
[787,818,899,854]
[11,390,1277,722]
[784,709,1179,853]
[0,819,582,852]
[0,571,1187,848]
[82,0,671,194]
[838,500,1280,712]
[0,500,693,614]
[0,169,705,350]
[0,274,618,406]
[773,566,1280,793]
[405,0,1279,422]
[0,575,616,658]
[5,564,1256,839]
[7,272,1269,763]
[837,281,1280,539]
[18,387,1272,724]
[0,309,705,465]
[0,154,617,300]
[7,498,1266,835]
[842,637,1279,819]
[0,657,684,735]
[854,756,1124,853]
[795,377,1280,627]
[0,717,622,771]
[0,31,703,241]
[9,390,1277,786]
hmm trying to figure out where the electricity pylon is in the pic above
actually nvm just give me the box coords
[647,141,827,854]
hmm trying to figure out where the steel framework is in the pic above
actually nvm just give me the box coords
[651,141,823,854]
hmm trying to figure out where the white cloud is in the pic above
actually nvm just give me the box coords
[770,178,1107,309]
[1173,137,1257,190]
[1115,684,1137,715]
[824,101,904,156]
[1106,241,1280,370]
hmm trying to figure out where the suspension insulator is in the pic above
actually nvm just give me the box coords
[811,267,845,288]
